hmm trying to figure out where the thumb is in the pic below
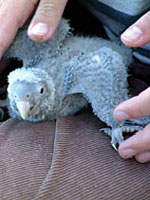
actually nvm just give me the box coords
[114,87,150,121]
[28,0,68,42]
[119,124,150,159]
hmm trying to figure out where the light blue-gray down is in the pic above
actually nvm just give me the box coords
[4,19,150,150]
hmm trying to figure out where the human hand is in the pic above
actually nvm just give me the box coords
[113,11,150,163]
[0,0,68,58]
[114,88,150,163]
[121,11,150,47]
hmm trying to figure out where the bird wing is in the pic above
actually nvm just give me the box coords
[67,47,130,128]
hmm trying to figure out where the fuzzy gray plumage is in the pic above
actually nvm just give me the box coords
[4,19,150,150]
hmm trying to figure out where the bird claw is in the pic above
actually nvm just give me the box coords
[101,125,143,151]
[110,128,124,151]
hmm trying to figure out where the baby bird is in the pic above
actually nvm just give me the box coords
[4,19,150,150]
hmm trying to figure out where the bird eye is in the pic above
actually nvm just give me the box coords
[40,88,44,94]
[26,94,30,98]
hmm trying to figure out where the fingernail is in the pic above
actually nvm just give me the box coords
[137,152,150,163]
[114,111,129,120]
[28,23,49,38]
[121,26,143,42]
[120,149,136,158]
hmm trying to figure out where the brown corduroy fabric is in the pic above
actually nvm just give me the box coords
[0,110,150,200]
[0,119,55,200]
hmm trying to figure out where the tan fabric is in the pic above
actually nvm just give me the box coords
[0,110,149,199]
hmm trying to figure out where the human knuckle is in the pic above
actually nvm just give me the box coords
[38,0,58,17]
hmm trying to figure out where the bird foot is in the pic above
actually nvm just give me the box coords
[100,125,143,151]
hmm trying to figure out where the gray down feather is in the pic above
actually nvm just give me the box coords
[4,18,150,150]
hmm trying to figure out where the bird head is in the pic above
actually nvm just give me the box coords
[7,68,55,121]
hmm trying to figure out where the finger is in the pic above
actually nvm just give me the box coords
[118,124,150,159]
[114,87,150,121]
[121,11,150,47]
[28,0,68,42]
[135,152,150,163]
[0,0,38,58]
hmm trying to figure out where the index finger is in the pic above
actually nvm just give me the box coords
[28,0,68,42]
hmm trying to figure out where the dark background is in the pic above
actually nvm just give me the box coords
[64,0,107,37]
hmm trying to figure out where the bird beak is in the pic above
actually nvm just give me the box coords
[16,101,30,120]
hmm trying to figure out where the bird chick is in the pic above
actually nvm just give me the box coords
[4,19,150,150]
